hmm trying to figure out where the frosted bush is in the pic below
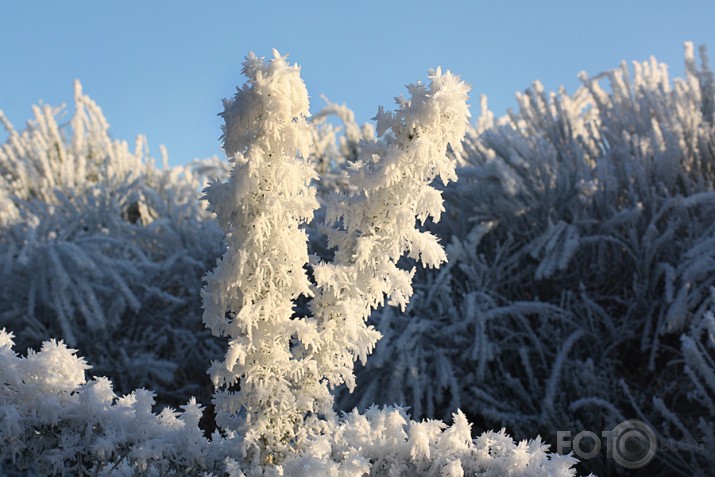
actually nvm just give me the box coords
[0,82,225,407]
[341,43,715,476]
[0,50,584,476]
[201,49,475,465]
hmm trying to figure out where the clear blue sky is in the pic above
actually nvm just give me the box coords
[2,1,714,166]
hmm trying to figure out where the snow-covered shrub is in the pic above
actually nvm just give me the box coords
[1,50,583,477]
[0,82,225,408]
[340,43,715,475]
[201,49,473,464]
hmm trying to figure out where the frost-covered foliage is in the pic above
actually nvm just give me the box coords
[309,63,471,393]
[279,407,581,477]
[0,82,225,406]
[0,328,581,477]
[0,328,219,476]
[340,43,715,475]
[0,51,582,477]
[201,49,473,464]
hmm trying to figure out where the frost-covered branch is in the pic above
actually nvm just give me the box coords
[201,51,472,465]
[201,50,323,463]
[310,68,471,396]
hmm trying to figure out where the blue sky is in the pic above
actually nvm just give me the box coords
[2,1,714,166]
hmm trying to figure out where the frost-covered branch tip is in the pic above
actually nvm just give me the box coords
[309,67,471,393]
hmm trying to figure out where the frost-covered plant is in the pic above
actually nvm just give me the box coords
[1,50,584,477]
[0,328,583,477]
[340,43,715,476]
[201,50,323,463]
[278,407,582,477]
[0,82,225,407]
[0,328,220,476]
[201,49,472,465]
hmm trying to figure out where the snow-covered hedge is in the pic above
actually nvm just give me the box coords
[340,43,715,476]
[0,52,584,476]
